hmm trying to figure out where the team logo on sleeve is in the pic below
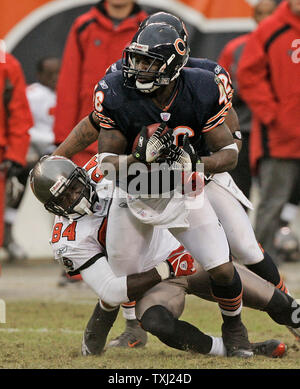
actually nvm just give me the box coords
[214,65,222,75]
[100,80,108,89]
[62,257,75,271]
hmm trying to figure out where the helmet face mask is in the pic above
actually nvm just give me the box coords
[44,167,94,218]
[30,156,96,219]
[122,23,189,93]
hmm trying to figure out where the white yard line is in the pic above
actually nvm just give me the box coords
[0,327,82,334]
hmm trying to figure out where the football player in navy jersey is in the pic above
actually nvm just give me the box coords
[102,13,295,345]
[84,21,258,358]
[51,16,298,354]
[52,12,299,347]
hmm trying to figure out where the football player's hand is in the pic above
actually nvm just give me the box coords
[165,134,201,171]
[166,249,196,277]
[133,122,174,163]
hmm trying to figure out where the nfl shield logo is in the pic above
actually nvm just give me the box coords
[160,112,171,122]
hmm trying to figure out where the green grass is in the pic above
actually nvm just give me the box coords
[1,296,300,369]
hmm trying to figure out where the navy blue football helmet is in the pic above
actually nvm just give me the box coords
[123,22,189,93]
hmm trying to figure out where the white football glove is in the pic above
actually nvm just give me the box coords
[133,123,174,163]
[165,134,202,171]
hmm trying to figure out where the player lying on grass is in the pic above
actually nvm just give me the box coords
[30,155,300,358]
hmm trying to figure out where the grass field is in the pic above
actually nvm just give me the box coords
[1,295,300,370]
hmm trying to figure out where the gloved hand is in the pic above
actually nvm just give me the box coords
[0,160,23,179]
[155,246,196,280]
[167,249,196,277]
[165,134,202,171]
[133,122,174,163]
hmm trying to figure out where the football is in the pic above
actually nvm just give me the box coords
[132,122,169,151]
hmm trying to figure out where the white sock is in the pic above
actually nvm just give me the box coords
[209,336,227,357]
[121,304,136,320]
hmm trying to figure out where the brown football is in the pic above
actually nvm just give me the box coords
[132,122,169,151]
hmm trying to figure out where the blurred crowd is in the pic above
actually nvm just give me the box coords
[0,0,300,266]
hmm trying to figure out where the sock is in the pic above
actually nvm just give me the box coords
[246,250,288,293]
[265,288,299,327]
[209,336,227,356]
[210,267,243,318]
[121,302,136,320]
[141,305,213,354]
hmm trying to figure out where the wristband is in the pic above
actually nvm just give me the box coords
[220,143,239,153]
[155,261,174,280]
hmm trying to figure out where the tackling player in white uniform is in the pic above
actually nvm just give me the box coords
[30,155,300,358]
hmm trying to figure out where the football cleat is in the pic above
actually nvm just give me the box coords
[81,302,119,356]
[106,319,148,349]
[252,339,287,358]
[222,321,254,358]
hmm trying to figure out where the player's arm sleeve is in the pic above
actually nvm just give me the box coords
[202,75,233,133]
[237,30,277,126]
[92,82,118,131]
[80,257,163,307]
[53,22,82,145]
[105,59,122,75]
[4,57,32,165]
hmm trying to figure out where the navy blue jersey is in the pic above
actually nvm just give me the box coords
[93,67,232,155]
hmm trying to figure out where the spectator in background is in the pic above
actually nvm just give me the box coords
[237,0,300,261]
[4,57,60,261]
[53,0,148,167]
[0,52,32,253]
[218,0,277,200]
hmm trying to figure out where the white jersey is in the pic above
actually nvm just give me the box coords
[26,82,56,155]
[50,204,107,275]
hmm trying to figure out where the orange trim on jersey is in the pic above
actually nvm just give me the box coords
[94,111,115,123]
[205,101,232,125]
[202,116,225,133]
[100,122,114,129]
[98,218,107,248]
[163,89,178,112]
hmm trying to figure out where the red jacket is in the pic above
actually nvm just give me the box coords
[54,1,147,166]
[0,53,32,165]
[218,33,252,133]
[237,1,300,170]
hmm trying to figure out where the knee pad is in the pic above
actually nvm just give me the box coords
[141,305,175,337]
